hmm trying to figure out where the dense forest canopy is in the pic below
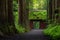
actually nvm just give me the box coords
[29,0,48,20]
[33,0,47,10]
[13,0,48,20]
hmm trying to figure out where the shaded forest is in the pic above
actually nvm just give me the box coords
[0,0,60,40]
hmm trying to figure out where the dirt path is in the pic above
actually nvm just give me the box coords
[0,29,50,40]
[21,29,50,40]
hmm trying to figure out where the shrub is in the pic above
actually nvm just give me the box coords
[15,24,25,33]
[43,24,60,40]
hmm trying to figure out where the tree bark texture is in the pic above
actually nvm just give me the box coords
[18,0,29,28]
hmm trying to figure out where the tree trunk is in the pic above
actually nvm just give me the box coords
[7,0,17,35]
[0,0,7,24]
[0,0,8,36]
[57,0,60,24]
[8,0,14,25]
[48,0,57,23]
[18,0,29,29]
[0,0,17,36]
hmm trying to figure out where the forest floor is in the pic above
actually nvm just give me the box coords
[0,29,50,40]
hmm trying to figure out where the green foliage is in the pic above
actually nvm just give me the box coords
[13,12,26,33]
[44,24,60,40]
[29,0,48,20]
[13,9,30,33]
[15,21,30,33]
[13,0,26,33]
[32,0,47,10]
[29,10,47,20]
[15,24,25,33]
[0,23,16,35]
[33,21,40,29]
[13,0,18,12]
[29,0,47,10]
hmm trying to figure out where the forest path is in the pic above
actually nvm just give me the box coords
[0,29,50,40]
[20,29,50,40]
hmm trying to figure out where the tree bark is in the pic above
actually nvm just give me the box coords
[18,0,29,29]
[57,0,60,24]
[7,0,17,35]
[0,0,7,24]
[48,0,57,23]
[8,0,14,25]
[0,0,17,36]
[48,0,52,23]
[0,0,8,36]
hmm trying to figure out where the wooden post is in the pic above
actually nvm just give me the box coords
[30,21,33,30]
[40,20,46,29]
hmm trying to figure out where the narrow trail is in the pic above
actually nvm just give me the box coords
[0,29,50,40]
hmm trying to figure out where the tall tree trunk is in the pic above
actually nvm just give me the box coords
[0,0,7,24]
[18,0,29,30]
[57,0,60,24]
[48,0,57,23]
[8,0,14,25]
[0,0,8,36]
[0,0,17,36]
[7,0,17,35]
[52,0,55,23]
[48,0,53,23]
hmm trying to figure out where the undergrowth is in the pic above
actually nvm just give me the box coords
[44,23,60,40]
